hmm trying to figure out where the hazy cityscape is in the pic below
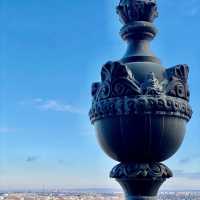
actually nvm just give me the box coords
[1,190,200,200]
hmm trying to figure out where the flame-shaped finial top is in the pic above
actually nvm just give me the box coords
[117,0,158,25]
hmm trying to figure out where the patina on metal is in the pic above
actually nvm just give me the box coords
[89,0,192,199]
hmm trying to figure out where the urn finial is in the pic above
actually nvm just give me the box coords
[116,0,160,63]
[117,0,158,24]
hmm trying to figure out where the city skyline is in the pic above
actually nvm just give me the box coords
[0,0,200,190]
[1,191,200,200]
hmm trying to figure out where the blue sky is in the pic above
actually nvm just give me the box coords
[0,0,200,190]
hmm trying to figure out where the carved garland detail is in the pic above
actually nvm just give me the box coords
[89,96,192,124]
[110,162,172,179]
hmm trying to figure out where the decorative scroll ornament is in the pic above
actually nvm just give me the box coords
[116,0,158,24]
[110,162,172,179]
[165,64,190,101]
[90,61,192,124]
[92,61,141,101]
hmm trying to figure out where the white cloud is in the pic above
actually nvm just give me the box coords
[174,170,200,180]
[22,98,86,114]
[162,176,200,190]
[179,155,200,164]
[160,170,200,190]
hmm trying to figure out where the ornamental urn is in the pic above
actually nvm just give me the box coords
[89,0,192,199]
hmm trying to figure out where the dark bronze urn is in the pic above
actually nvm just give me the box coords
[89,0,192,199]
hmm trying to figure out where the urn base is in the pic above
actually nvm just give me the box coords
[110,162,172,200]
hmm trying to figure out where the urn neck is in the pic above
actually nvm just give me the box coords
[117,0,160,63]
[121,32,160,64]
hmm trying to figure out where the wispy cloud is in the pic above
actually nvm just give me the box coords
[58,159,65,164]
[26,156,39,163]
[179,155,200,164]
[21,98,86,114]
[179,157,191,164]
[174,170,200,180]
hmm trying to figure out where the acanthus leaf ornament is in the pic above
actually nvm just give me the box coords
[165,64,190,101]
[90,62,192,124]
[91,61,141,101]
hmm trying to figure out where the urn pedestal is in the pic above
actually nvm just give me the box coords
[89,0,192,199]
